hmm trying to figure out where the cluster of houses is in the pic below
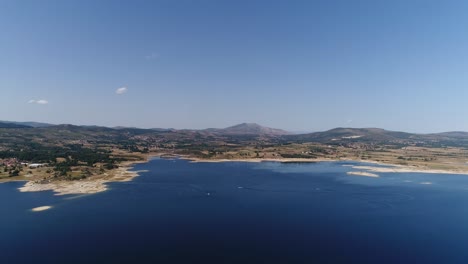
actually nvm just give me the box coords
[1,158,19,167]
[1,158,46,169]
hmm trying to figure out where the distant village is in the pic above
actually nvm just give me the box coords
[1,158,46,168]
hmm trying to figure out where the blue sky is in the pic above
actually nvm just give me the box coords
[1,0,468,132]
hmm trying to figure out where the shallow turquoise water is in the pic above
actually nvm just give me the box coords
[2,158,468,263]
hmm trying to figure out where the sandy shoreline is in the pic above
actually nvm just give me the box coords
[347,171,380,178]
[11,154,468,196]
[18,159,151,196]
[184,156,468,175]
[349,165,468,175]
[31,206,52,212]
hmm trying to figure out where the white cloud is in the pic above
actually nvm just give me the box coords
[28,99,49,105]
[36,100,49,104]
[116,87,128,95]
[145,52,159,60]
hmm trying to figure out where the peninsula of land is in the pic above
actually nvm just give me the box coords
[18,161,149,195]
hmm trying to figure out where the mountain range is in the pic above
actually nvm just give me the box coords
[2,120,468,147]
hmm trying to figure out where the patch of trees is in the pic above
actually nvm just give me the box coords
[0,165,21,177]
[0,143,121,179]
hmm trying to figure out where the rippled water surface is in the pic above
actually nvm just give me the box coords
[2,158,468,263]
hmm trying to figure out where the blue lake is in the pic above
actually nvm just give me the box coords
[2,158,468,263]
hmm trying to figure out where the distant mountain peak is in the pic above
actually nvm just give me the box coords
[225,123,263,129]
[217,123,290,135]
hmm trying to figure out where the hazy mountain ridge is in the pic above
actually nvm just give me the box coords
[3,120,468,147]
[203,123,290,136]
[0,121,54,128]
[0,122,32,129]
[290,127,416,142]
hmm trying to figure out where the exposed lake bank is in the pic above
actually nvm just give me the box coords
[8,153,468,196]
[18,159,150,196]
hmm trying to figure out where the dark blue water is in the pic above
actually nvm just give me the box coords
[2,158,468,263]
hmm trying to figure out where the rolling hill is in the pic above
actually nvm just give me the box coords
[0,122,32,129]
[0,121,53,128]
